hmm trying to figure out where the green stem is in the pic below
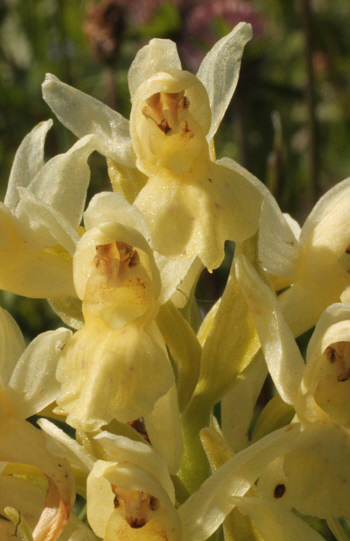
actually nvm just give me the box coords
[179,394,212,494]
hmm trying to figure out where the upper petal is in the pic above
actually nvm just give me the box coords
[197,22,252,142]
[18,134,98,231]
[128,38,182,100]
[94,432,175,503]
[4,119,53,211]
[42,74,135,166]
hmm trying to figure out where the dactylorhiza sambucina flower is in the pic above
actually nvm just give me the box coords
[236,254,350,519]
[0,119,98,299]
[85,428,301,541]
[0,305,77,541]
[55,192,176,436]
[219,168,350,337]
[35,418,311,541]
[42,23,263,271]
[261,176,350,338]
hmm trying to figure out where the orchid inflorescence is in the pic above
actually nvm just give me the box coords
[1,22,350,541]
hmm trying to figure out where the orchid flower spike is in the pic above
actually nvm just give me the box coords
[236,255,350,518]
[56,194,175,432]
[42,23,263,271]
[0,306,75,541]
[1,120,97,299]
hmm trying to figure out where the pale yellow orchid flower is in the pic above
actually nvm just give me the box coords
[42,23,263,271]
[0,306,75,541]
[56,195,175,432]
[0,120,97,299]
[236,254,350,518]
[85,427,298,541]
[275,177,350,337]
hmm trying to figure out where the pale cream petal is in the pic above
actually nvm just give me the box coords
[135,158,262,271]
[308,307,350,369]
[5,119,53,211]
[300,176,350,248]
[231,496,327,541]
[0,474,95,541]
[197,22,252,142]
[304,303,350,380]
[179,425,299,541]
[135,170,221,268]
[94,432,175,503]
[283,423,350,518]
[57,320,174,430]
[38,418,95,473]
[16,187,80,255]
[0,204,75,298]
[196,252,260,408]
[83,192,151,244]
[279,270,349,338]
[128,38,182,100]
[7,328,72,419]
[42,74,135,166]
[156,300,201,412]
[221,352,267,453]
[144,384,183,475]
[303,184,350,261]
[207,160,263,248]
[158,256,202,308]
[251,395,295,445]
[18,134,98,231]
[0,306,25,388]
[218,157,300,279]
[235,254,305,405]
[256,456,294,510]
[283,213,301,240]
[48,296,84,331]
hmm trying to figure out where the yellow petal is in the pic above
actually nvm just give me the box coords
[283,423,350,518]
[57,319,174,430]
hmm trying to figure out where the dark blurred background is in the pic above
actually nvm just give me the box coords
[1,0,350,340]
